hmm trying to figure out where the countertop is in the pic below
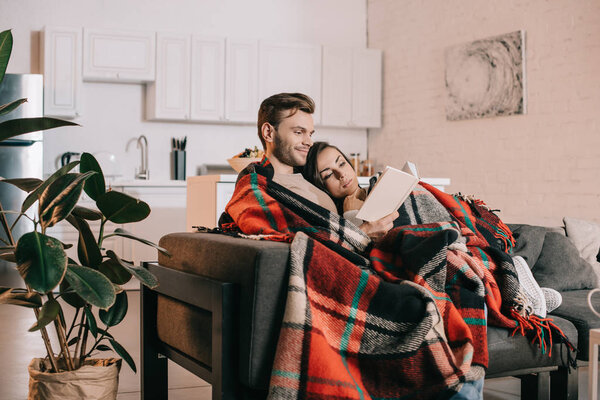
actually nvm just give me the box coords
[107,179,187,188]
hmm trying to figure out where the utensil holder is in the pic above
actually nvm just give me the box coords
[171,150,186,180]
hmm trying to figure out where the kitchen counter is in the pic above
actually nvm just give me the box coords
[107,179,187,188]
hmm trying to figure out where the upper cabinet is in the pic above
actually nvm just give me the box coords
[83,28,156,83]
[147,34,258,123]
[321,47,382,128]
[258,41,322,125]
[39,25,382,128]
[41,26,82,118]
[146,33,191,120]
[225,39,258,123]
[190,36,225,121]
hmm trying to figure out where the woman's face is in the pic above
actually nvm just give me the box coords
[316,146,359,199]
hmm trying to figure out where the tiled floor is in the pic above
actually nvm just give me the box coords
[0,288,594,399]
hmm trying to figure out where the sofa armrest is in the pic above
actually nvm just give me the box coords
[157,232,290,389]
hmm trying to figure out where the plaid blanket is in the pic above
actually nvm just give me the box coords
[220,157,571,399]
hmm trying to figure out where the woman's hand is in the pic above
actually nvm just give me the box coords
[359,210,399,241]
[343,187,366,212]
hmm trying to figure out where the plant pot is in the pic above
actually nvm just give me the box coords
[28,357,122,400]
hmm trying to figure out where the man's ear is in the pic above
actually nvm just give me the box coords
[261,123,275,144]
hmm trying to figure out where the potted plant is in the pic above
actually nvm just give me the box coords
[0,29,167,399]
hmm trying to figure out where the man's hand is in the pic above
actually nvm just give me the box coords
[359,210,399,240]
[343,187,366,212]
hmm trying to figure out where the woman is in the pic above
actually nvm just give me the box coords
[302,142,368,226]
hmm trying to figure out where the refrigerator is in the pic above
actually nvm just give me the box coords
[0,74,44,286]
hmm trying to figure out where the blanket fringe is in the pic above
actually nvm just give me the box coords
[510,309,577,371]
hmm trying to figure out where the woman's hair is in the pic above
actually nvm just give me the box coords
[257,93,315,149]
[302,141,354,204]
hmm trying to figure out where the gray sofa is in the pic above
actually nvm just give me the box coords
[139,221,600,399]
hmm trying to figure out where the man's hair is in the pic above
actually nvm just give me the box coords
[302,141,353,195]
[257,93,315,149]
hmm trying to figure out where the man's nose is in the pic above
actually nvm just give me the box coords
[303,133,313,146]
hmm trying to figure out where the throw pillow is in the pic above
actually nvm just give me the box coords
[531,231,599,291]
[564,217,600,264]
[563,217,600,283]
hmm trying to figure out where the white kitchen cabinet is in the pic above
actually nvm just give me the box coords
[146,33,191,120]
[190,36,225,121]
[225,39,258,122]
[321,47,382,128]
[258,41,322,124]
[82,28,155,83]
[40,26,82,118]
[352,48,382,128]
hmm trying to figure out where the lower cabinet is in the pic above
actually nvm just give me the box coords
[48,183,186,289]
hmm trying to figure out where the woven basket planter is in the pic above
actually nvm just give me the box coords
[28,358,122,400]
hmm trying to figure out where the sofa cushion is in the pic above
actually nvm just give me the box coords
[157,232,291,389]
[550,289,600,361]
[487,315,577,375]
[531,232,598,291]
[508,224,547,266]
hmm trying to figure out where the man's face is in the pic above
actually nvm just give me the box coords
[269,110,315,168]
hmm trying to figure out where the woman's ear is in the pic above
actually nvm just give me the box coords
[261,123,275,144]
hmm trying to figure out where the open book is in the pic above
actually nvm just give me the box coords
[355,162,419,222]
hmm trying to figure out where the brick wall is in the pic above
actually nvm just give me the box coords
[367,0,600,226]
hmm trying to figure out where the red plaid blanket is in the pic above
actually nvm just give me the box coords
[220,157,571,399]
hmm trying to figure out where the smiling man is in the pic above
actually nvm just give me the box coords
[255,93,341,214]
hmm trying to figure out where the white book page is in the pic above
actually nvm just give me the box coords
[355,166,419,222]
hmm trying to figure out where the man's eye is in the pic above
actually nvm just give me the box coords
[339,161,346,167]
[295,131,302,135]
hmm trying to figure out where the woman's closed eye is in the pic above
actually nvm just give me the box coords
[322,172,333,180]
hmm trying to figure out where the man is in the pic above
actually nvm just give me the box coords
[255,92,397,239]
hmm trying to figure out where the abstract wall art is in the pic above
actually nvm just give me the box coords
[445,30,526,121]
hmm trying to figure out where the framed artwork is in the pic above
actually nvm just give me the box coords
[445,30,526,121]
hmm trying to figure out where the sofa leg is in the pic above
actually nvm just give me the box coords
[141,285,168,400]
[550,366,578,400]
[521,372,550,400]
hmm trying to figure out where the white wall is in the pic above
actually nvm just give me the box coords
[368,0,600,226]
[1,0,368,180]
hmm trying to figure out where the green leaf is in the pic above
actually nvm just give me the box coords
[0,98,27,117]
[105,228,170,256]
[106,250,158,289]
[96,327,114,339]
[67,337,79,347]
[109,339,136,373]
[96,191,150,224]
[84,306,98,338]
[79,153,106,201]
[15,232,67,293]
[96,344,111,351]
[21,161,80,214]
[71,205,102,221]
[0,29,13,86]
[0,117,79,142]
[99,291,128,327]
[29,298,60,332]
[59,278,86,308]
[39,171,96,229]
[66,214,102,268]
[0,177,43,192]
[64,265,116,310]
[0,287,42,308]
[98,259,132,285]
